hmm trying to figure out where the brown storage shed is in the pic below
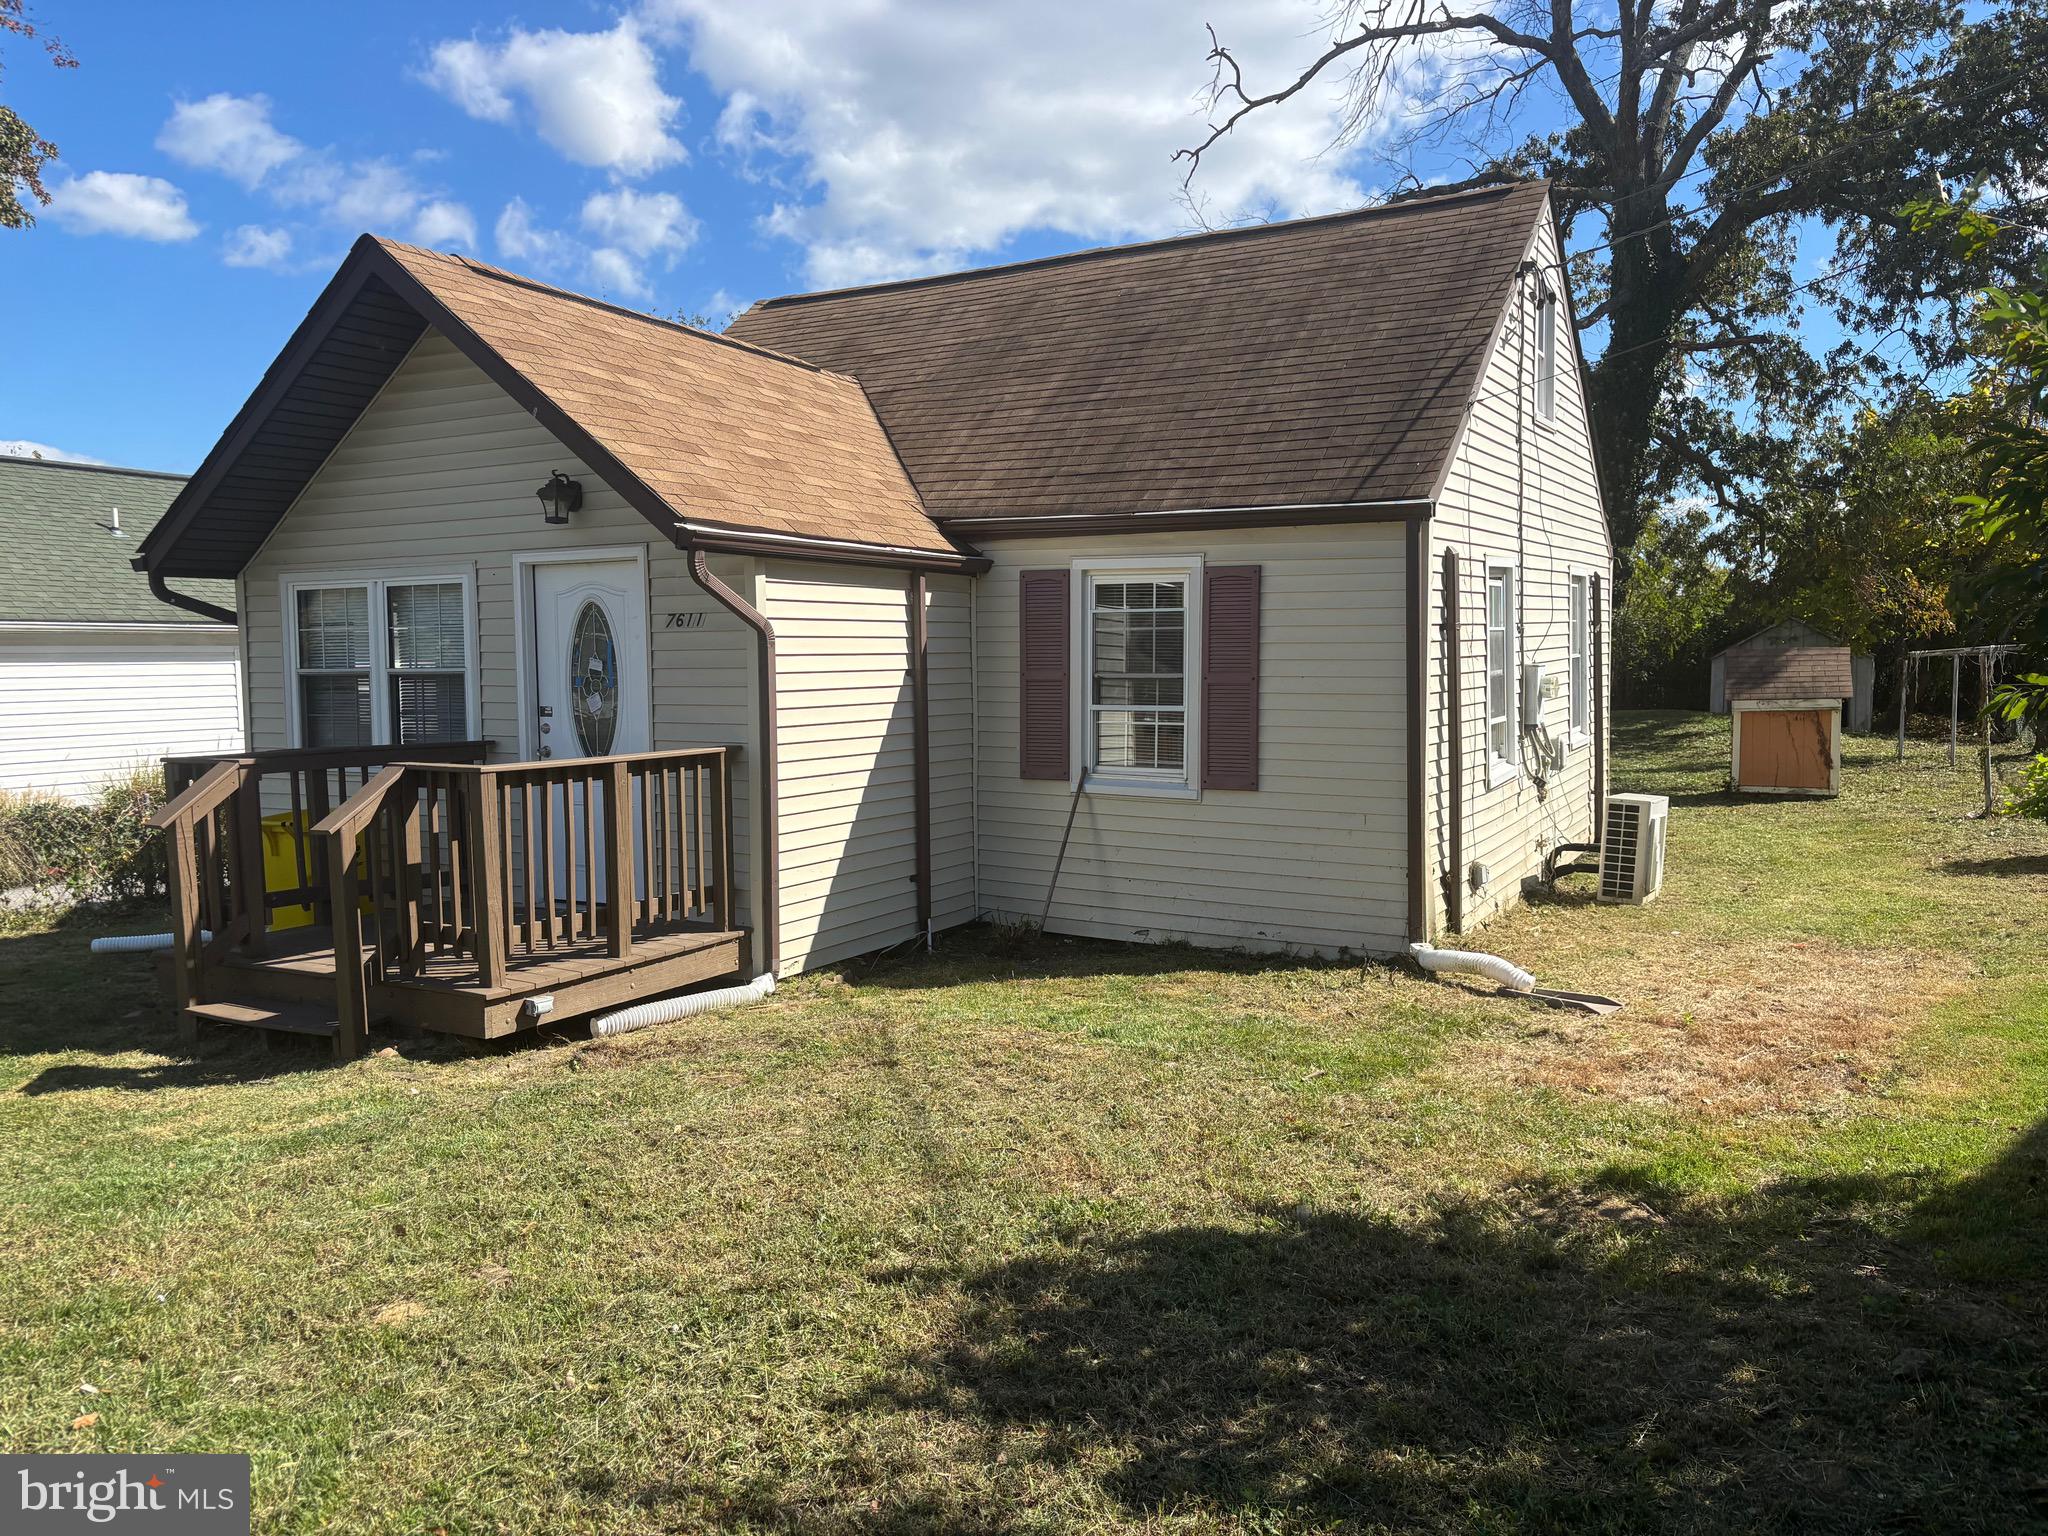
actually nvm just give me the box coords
[1726,647,1852,796]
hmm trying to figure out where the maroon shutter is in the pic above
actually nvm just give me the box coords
[1018,569,1070,780]
[1202,565,1261,790]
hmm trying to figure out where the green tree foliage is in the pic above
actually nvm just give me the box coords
[1180,0,2048,570]
[0,0,76,231]
[1612,503,1732,707]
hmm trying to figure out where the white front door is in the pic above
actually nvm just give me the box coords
[530,558,649,763]
[528,558,649,904]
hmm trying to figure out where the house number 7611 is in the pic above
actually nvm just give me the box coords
[664,612,706,629]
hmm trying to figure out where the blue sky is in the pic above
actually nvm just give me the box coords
[6,0,1423,474]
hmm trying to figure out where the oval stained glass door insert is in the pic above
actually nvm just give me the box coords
[568,600,619,756]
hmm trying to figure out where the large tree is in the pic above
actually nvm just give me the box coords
[1178,0,2048,566]
[1,0,75,231]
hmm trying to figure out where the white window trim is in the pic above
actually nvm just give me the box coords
[1566,566,1593,749]
[1069,554,1202,800]
[1533,280,1560,427]
[280,567,480,749]
[1484,558,1519,788]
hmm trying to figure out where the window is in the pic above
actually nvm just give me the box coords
[1086,570,1192,787]
[1534,285,1558,423]
[1568,572,1590,738]
[289,575,473,748]
[1486,563,1518,777]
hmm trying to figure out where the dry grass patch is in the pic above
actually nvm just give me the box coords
[1456,939,1973,1115]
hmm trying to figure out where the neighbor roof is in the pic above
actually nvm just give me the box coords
[0,457,229,625]
[1724,646,1855,702]
[138,238,959,580]
[726,180,1552,524]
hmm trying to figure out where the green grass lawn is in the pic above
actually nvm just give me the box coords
[3,711,2045,1534]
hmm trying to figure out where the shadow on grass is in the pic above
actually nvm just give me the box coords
[1937,853,2048,879]
[776,1125,2048,1534]
[847,923,1352,993]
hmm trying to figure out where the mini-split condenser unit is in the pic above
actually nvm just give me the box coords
[1598,793,1668,905]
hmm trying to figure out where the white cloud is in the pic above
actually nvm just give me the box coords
[580,186,696,258]
[494,197,580,269]
[0,439,107,465]
[222,224,293,268]
[156,93,303,188]
[585,246,651,299]
[413,199,478,248]
[643,0,1388,287]
[48,172,200,242]
[424,21,684,177]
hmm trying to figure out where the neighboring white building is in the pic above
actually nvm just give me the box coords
[135,180,1611,996]
[0,456,243,799]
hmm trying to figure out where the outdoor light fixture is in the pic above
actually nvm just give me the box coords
[536,470,583,525]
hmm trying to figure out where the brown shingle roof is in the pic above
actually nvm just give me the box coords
[376,242,951,554]
[1724,646,1854,701]
[725,181,1551,522]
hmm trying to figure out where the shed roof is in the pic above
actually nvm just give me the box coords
[137,238,960,580]
[0,456,229,625]
[1724,646,1854,701]
[1712,618,1843,659]
[726,180,1552,524]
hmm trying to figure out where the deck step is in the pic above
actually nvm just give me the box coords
[186,998,340,1039]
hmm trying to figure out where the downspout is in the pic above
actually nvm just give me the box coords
[147,569,237,626]
[909,572,933,947]
[1406,514,1431,945]
[687,550,779,978]
[1440,547,1464,934]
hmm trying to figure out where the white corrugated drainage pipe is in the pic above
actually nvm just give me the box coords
[90,930,212,955]
[1409,942,1535,993]
[590,973,777,1038]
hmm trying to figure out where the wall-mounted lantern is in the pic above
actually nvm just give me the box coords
[536,470,584,526]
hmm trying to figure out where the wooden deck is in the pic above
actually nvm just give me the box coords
[156,743,747,1057]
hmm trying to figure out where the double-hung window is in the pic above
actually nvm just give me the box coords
[1485,562,1518,779]
[1568,572,1590,739]
[289,575,475,748]
[1086,570,1192,788]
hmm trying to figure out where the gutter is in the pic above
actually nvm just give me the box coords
[1406,515,1432,944]
[686,549,780,978]
[145,569,237,626]
[1440,547,1464,933]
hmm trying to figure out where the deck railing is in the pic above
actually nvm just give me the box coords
[312,748,737,1053]
[160,742,492,950]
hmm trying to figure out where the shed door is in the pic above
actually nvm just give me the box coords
[1738,709,1831,790]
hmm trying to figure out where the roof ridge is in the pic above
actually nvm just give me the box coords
[746,179,1545,311]
[0,454,188,481]
[372,237,854,382]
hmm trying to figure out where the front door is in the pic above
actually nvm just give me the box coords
[529,558,649,902]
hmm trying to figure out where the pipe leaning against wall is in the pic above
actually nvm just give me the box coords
[686,549,780,979]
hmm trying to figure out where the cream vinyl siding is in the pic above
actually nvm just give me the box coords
[0,628,243,799]
[1428,204,1613,933]
[926,574,978,930]
[237,330,757,929]
[763,562,921,974]
[976,524,1409,958]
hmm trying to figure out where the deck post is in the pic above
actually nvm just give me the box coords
[397,781,424,976]
[467,769,509,986]
[307,770,333,926]
[605,762,634,959]
[234,761,268,957]
[715,750,735,935]
[167,817,202,1042]
[327,848,368,1061]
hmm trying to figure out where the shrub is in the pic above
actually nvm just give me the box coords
[0,766,168,906]
[2003,753,2048,819]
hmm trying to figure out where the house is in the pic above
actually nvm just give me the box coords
[1725,645,1852,796]
[0,456,242,799]
[131,179,1612,1055]
[1710,619,1874,732]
